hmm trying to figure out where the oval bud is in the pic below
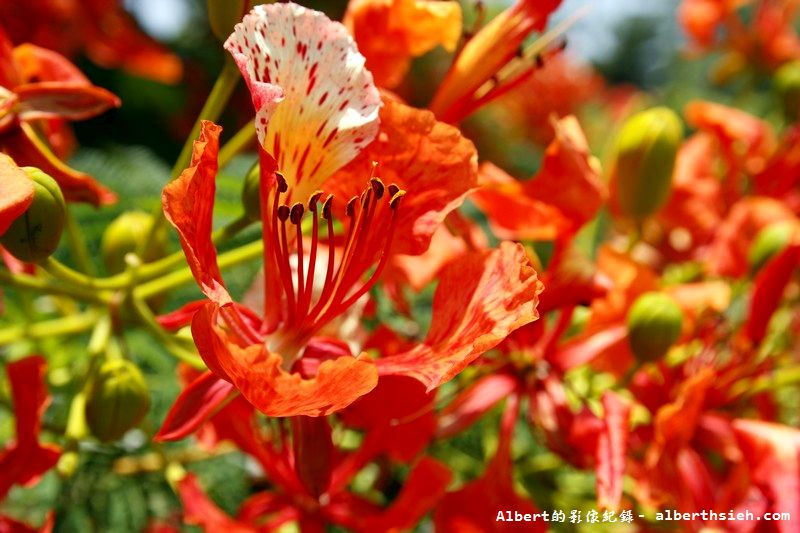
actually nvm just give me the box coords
[101,211,168,274]
[748,221,797,274]
[775,60,800,121]
[85,359,150,442]
[207,0,248,42]
[612,107,683,219]
[241,163,261,221]
[626,292,684,363]
[0,168,65,262]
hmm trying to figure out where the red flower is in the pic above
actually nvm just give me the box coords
[157,3,539,435]
[0,29,119,205]
[0,0,182,84]
[0,356,60,500]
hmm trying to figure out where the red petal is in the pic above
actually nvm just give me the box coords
[733,419,800,533]
[595,391,631,511]
[162,121,231,306]
[745,243,800,343]
[12,43,88,84]
[438,373,520,438]
[550,323,629,372]
[192,303,378,417]
[0,154,34,235]
[0,356,60,499]
[15,82,120,121]
[155,371,237,442]
[378,242,543,390]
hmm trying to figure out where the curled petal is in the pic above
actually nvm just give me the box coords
[12,43,88,84]
[15,82,120,121]
[225,2,380,202]
[379,242,543,390]
[0,356,60,499]
[155,372,237,442]
[193,303,378,417]
[162,121,231,306]
[0,154,34,235]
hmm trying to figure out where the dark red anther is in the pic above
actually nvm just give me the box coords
[290,203,304,224]
[370,177,384,199]
[277,204,290,221]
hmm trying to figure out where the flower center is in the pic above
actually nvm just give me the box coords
[262,170,405,353]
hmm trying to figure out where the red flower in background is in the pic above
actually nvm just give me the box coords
[156,3,541,438]
[0,0,182,84]
[0,29,119,205]
[0,356,60,500]
[344,0,462,89]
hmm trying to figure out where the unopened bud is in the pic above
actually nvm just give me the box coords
[775,60,800,122]
[612,107,683,219]
[0,168,65,262]
[748,220,797,274]
[85,359,150,442]
[101,211,168,274]
[627,292,684,362]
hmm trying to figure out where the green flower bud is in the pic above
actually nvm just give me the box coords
[0,168,65,262]
[101,211,167,274]
[207,0,248,42]
[241,163,261,221]
[748,221,797,274]
[85,359,150,442]
[612,107,683,219]
[775,60,800,121]
[627,292,684,363]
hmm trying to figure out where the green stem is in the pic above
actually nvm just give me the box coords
[219,120,257,168]
[37,216,253,292]
[134,239,263,301]
[0,310,101,346]
[63,206,96,275]
[141,59,241,257]
[0,269,111,304]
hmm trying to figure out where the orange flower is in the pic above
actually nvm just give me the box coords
[344,0,462,89]
[0,29,119,205]
[157,3,540,434]
[471,115,606,242]
[0,0,182,83]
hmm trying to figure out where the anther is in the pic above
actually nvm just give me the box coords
[370,177,385,199]
[535,54,544,68]
[322,195,334,220]
[276,172,288,193]
[345,196,358,217]
[360,189,371,208]
[387,184,400,197]
[308,190,323,210]
[290,203,304,224]
[277,204,290,221]
[389,190,406,210]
